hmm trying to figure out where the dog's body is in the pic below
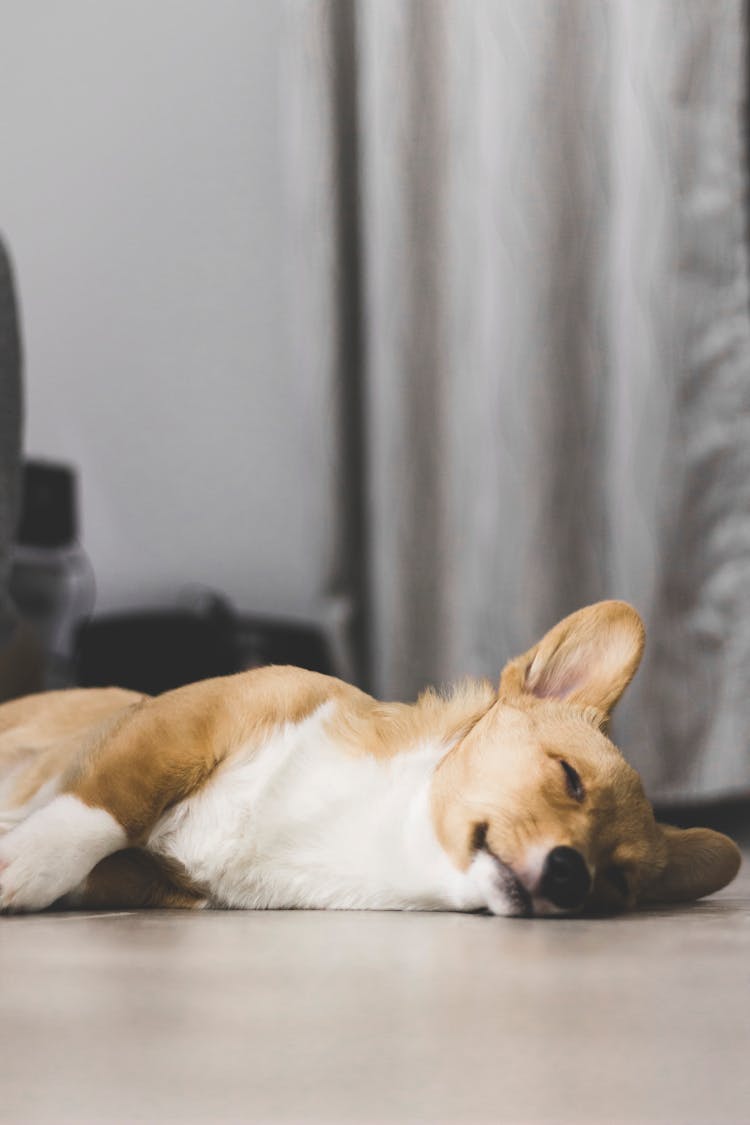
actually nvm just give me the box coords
[0,602,741,916]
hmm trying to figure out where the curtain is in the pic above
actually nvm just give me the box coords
[283,0,750,802]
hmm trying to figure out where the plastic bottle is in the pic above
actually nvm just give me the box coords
[10,460,95,688]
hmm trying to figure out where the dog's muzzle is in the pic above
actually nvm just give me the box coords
[539,846,591,910]
[472,837,592,916]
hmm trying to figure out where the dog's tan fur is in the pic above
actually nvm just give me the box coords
[432,601,740,909]
[0,601,741,913]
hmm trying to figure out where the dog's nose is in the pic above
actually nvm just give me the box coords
[540,846,591,909]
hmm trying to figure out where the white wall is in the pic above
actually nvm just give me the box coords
[0,1,334,620]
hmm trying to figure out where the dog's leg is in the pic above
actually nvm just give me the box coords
[0,794,128,912]
[61,849,208,911]
[0,680,241,912]
[0,670,332,912]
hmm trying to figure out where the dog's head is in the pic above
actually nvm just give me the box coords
[432,601,741,916]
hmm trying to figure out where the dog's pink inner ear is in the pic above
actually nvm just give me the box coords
[525,653,589,700]
[501,600,646,716]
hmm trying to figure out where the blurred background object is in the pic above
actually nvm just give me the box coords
[75,593,335,696]
[0,1,749,803]
[11,459,95,688]
[0,237,44,702]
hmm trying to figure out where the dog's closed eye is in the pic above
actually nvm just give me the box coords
[559,759,585,802]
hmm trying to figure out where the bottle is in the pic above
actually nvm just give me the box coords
[10,460,95,689]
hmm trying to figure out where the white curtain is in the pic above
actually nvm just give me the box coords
[283,0,750,802]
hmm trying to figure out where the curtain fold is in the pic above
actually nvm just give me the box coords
[284,0,750,802]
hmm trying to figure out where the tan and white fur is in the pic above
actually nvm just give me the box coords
[0,601,741,916]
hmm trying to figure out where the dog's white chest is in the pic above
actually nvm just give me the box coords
[147,703,479,912]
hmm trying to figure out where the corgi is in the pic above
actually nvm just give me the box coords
[0,601,741,916]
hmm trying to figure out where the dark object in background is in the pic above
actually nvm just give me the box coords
[0,238,42,702]
[76,602,334,696]
[17,460,77,548]
[235,616,333,678]
[76,607,239,696]
[10,459,95,688]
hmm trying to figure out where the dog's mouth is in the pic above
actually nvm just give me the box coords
[470,836,534,917]
[490,853,533,917]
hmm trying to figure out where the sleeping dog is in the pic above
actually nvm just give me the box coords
[0,601,741,915]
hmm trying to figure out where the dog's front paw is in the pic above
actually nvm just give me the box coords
[0,842,67,913]
[0,795,127,913]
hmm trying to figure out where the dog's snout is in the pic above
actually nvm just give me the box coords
[540,846,591,909]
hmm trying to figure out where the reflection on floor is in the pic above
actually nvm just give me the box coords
[1,848,748,1123]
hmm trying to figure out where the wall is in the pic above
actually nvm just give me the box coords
[0,1,335,622]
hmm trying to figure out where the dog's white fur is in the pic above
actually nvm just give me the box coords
[1,795,125,911]
[147,703,486,911]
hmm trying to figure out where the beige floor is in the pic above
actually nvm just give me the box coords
[1,859,748,1125]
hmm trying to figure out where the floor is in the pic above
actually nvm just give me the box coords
[1,859,748,1124]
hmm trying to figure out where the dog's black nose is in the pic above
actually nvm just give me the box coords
[540,846,591,909]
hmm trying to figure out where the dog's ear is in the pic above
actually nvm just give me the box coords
[641,824,741,904]
[499,600,645,718]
